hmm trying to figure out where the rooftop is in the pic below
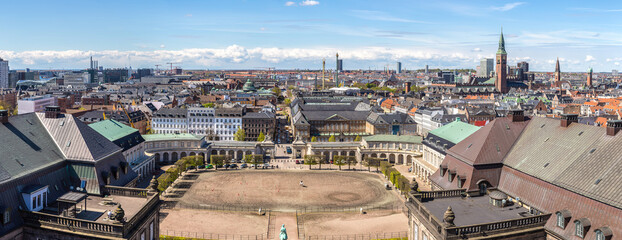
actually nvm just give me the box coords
[422,195,533,227]
[363,134,422,144]
[427,120,480,144]
[143,133,204,142]
[89,120,139,142]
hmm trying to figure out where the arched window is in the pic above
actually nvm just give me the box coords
[556,212,564,228]
[575,221,584,238]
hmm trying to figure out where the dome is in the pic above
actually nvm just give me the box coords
[242,79,257,92]
[489,190,507,200]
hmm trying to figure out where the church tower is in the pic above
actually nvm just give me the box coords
[555,58,561,82]
[495,29,508,93]
[587,67,593,87]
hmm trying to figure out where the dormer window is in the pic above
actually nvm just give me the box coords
[2,208,10,225]
[574,218,591,238]
[575,221,584,238]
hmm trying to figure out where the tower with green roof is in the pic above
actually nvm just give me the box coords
[495,28,508,93]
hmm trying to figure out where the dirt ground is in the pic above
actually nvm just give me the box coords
[302,210,408,236]
[179,170,402,211]
[160,209,268,236]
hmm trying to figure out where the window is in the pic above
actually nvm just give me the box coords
[556,212,565,228]
[575,221,584,238]
[413,224,418,240]
[3,208,10,224]
[595,230,604,240]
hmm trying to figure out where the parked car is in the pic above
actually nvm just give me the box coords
[286,147,292,154]
[241,163,248,168]
[206,164,214,169]
[216,165,223,169]
[230,164,238,169]
[224,164,230,169]
[295,160,300,164]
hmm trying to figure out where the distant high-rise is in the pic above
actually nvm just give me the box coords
[337,59,343,72]
[613,70,619,76]
[587,67,593,87]
[0,58,8,89]
[335,53,340,86]
[478,58,494,77]
[495,29,508,93]
[518,61,529,73]
[425,65,429,75]
[555,58,562,82]
[396,62,402,74]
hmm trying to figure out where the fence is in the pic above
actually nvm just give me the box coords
[297,204,404,214]
[161,230,267,240]
[175,202,270,213]
[305,231,408,240]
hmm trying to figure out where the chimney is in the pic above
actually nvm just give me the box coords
[606,120,622,136]
[560,114,578,128]
[508,110,525,122]
[45,106,61,119]
[0,110,8,124]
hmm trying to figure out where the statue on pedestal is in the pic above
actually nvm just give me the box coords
[279,224,288,240]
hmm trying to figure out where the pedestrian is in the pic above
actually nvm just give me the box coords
[300,180,304,187]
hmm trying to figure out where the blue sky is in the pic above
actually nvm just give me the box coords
[1,0,621,71]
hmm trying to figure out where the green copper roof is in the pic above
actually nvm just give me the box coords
[428,120,480,144]
[497,29,507,55]
[483,77,496,85]
[89,120,138,142]
[142,133,203,142]
[363,134,422,144]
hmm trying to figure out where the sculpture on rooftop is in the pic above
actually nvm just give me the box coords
[443,206,455,227]
[114,204,125,223]
[410,180,419,193]
[149,176,159,192]
[279,224,288,240]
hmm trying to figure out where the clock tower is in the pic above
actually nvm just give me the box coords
[495,29,508,93]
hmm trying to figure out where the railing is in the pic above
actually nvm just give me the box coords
[20,210,124,237]
[102,185,150,197]
[175,202,269,213]
[419,189,465,200]
[123,193,160,236]
[445,213,551,239]
[306,231,408,240]
[161,230,267,240]
[297,204,404,214]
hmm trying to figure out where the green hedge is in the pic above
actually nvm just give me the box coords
[160,235,208,240]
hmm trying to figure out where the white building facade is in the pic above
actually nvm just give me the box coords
[17,95,57,115]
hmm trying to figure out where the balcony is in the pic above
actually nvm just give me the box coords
[20,186,159,238]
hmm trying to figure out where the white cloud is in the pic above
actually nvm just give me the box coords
[615,62,620,66]
[471,48,482,52]
[285,1,295,6]
[300,0,319,6]
[491,2,525,11]
[185,14,193,17]
[160,44,166,48]
[585,55,596,62]
[350,10,428,23]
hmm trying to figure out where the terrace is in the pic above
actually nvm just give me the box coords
[20,186,159,238]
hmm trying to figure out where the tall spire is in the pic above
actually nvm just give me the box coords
[555,57,560,73]
[497,28,507,55]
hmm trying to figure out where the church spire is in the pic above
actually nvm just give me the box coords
[555,57,560,73]
[497,28,507,55]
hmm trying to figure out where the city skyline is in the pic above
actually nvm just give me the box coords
[1,0,621,71]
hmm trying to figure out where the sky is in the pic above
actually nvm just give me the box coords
[1,0,621,72]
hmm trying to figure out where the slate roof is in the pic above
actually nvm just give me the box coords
[502,117,622,209]
[153,107,187,118]
[0,113,66,183]
[37,113,122,162]
[448,117,529,166]
[302,111,370,121]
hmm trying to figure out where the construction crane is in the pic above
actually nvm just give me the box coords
[115,101,135,129]
[166,62,180,75]
[155,64,161,75]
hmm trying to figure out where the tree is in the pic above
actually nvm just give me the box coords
[333,156,346,170]
[363,157,382,172]
[328,135,336,142]
[257,132,266,142]
[284,98,291,105]
[272,87,282,96]
[343,156,357,170]
[354,135,361,142]
[244,154,263,169]
[210,155,227,170]
[234,128,246,141]
[410,85,427,92]
[310,136,317,142]
[303,154,320,170]
[202,103,215,108]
